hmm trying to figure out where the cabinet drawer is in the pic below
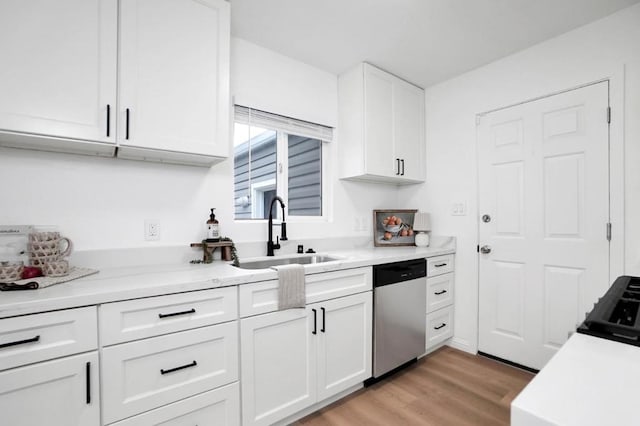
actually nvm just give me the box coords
[426,306,453,351]
[239,267,372,317]
[0,307,97,371]
[100,286,237,345]
[110,382,240,426]
[426,273,454,313]
[102,322,238,424]
[427,255,454,276]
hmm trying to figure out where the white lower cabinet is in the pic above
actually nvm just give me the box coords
[240,308,316,426]
[241,291,372,426]
[102,321,238,424]
[0,352,100,426]
[110,382,240,426]
[312,293,372,401]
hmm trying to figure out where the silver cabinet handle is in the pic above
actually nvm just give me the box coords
[480,245,492,254]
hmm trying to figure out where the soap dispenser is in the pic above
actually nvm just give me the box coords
[206,208,220,242]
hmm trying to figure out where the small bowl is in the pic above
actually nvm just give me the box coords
[382,223,403,233]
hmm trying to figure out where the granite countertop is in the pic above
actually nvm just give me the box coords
[0,240,455,319]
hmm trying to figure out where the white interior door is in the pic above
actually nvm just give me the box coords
[478,82,610,370]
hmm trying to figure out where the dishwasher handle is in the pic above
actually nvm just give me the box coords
[373,258,427,287]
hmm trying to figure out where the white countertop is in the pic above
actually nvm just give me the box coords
[0,242,455,319]
[512,332,640,425]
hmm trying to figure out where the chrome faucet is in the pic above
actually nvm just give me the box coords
[267,196,288,256]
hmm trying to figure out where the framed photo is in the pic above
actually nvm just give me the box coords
[373,209,417,247]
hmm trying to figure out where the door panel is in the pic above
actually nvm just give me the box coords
[364,65,394,177]
[478,82,609,370]
[0,352,100,426]
[393,78,425,181]
[119,0,229,156]
[0,0,117,142]
[314,292,372,401]
[543,266,585,350]
[240,309,316,426]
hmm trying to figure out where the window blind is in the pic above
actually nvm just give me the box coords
[234,105,333,142]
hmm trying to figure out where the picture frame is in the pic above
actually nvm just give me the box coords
[373,209,417,247]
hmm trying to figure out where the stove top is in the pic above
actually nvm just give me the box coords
[577,275,640,346]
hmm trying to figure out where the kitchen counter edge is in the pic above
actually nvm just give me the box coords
[0,244,455,319]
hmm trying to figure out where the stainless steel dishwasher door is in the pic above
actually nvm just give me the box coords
[373,276,427,378]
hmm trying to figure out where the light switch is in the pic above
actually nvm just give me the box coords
[451,202,467,216]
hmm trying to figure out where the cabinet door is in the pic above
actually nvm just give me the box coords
[363,64,395,178]
[0,0,117,144]
[240,309,316,426]
[393,77,425,182]
[313,292,372,401]
[119,0,230,158]
[0,352,100,426]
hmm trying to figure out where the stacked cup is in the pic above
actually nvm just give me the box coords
[28,232,73,277]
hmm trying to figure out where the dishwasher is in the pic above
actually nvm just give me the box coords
[371,258,427,379]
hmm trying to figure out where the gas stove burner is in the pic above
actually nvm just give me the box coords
[577,276,640,345]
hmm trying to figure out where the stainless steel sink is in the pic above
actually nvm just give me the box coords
[236,255,340,270]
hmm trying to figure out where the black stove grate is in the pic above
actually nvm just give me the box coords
[577,276,640,345]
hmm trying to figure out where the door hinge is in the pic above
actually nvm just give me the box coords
[606,222,612,241]
[607,107,611,124]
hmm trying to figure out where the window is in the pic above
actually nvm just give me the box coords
[233,106,332,220]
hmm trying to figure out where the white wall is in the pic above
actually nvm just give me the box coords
[0,37,398,251]
[231,38,338,127]
[398,4,640,353]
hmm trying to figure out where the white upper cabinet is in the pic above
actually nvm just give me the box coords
[117,0,230,165]
[0,0,117,156]
[339,63,425,184]
[0,0,230,166]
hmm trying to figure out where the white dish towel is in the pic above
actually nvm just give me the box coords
[275,264,305,310]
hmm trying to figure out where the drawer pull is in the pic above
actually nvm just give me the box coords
[160,360,198,375]
[0,334,40,349]
[86,362,91,404]
[312,309,317,335]
[158,308,196,319]
[106,104,111,137]
[434,290,447,295]
[125,108,130,140]
[434,263,447,267]
[434,323,447,330]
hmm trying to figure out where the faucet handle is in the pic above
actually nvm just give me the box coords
[274,236,281,250]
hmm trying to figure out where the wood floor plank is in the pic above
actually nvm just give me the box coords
[296,346,534,426]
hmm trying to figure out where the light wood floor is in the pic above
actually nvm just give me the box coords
[295,346,534,426]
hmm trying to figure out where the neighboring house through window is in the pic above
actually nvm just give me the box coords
[233,106,332,220]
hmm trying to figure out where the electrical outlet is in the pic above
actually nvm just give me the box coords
[144,220,160,241]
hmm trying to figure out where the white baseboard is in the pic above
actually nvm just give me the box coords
[448,337,477,355]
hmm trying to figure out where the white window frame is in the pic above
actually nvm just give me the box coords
[250,178,276,219]
[233,106,332,223]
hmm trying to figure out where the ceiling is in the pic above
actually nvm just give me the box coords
[230,0,640,88]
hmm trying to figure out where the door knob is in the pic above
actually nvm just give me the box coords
[482,214,491,223]
[480,245,492,254]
